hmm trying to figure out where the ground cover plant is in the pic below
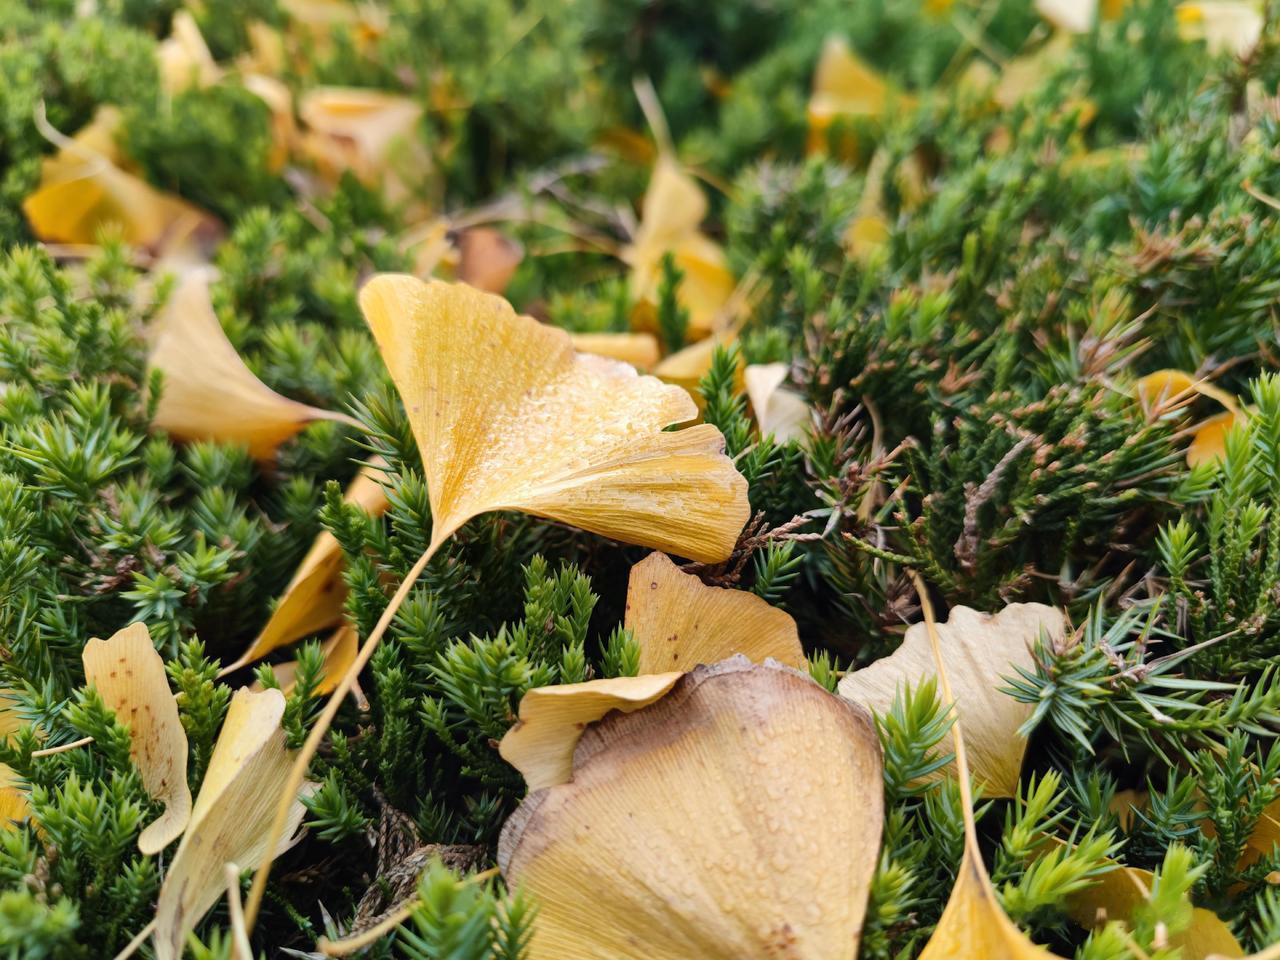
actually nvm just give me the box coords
[2,0,1280,957]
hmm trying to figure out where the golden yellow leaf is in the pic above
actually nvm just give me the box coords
[455,227,524,295]
[625,551,803,674]
[83,623,191,855]
[806,37,907,161]
[1136,369,1243,466]
[653,332,741,405]
[499,672,682,790]
[0,692,28,830]
[625,156,735,339]
[359,275,749,563]
[568,332,661,371]
[22,108,222,263]
[298,87,427,206]
[498,657,884,959]
[1061,852,1242,958]
[157,10,221,93]
[153,688,314,960]
[222,462,390,675]
[907,583,1060,960]
[255,624,360,699]
[744,363,809,442]
[838,603,1066,798]
[1177,1,1264,56]
[148,269,356,460]
[1188,410,1244,467]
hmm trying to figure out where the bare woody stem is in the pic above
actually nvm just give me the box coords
[243,539,443,932]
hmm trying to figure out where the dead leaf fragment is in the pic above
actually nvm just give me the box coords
[1177,1,1264,56]
[157,10,222,93]
[223,463,389,675]
[1035,0,1098,33]
[83,623,191,855]
[153,688,314,960]
[359,275,749,562]
[838,603,1065,798]
[625,552,803,674]
[455,227,524,294]
[499,672,682,790]
[148,268,355,460]
[499,657,884,959]
[569,332,661,370]
[744,364,809,442]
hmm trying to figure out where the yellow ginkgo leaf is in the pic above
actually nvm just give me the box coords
[242,73,296,173]
[625,156,736,339]
[625,552,804,675]
[22,108,222,263]
[1061,850,1242,958]
[298,87,427,206]
[153,688,315,960]
[1189,409,1245,467]
[360,275,749,562]
[908,585,1061,960]
[499,672,682,790]
[1036,0,1098,33]
[995,34,1076,109]
[1136,368,1238,414]
[83,623,191,854]
[148,269,356,460]
[222,462,390,675]
[743,363,810,443]
[839,603,1066,798]
[1177,1,1264,56]
[843,147,894,265]
[653,332,741,405]
[157,10,221,93]
[569,332,661,371]
[455,227,524,295]
[498,657,884,959]
[256,624,360,699]
[0,692,28,830]
[806,37,907,161]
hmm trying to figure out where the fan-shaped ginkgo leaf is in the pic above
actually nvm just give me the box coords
[806,37,908,160]
[625,552,803,675]
[499,672,682,790]
[744,363,810,443]
[359,275,749,562]
[1136,369,1243,467]
[839,603,1065,798]
[0,693,28,830]
[153,688,314,960]
[257,625,360,699]
[148,269,356,460]
[1177,1,1264,56]
[83,623,191,855]
[222,462,389,676]
[298,87,427,205]
[157,10,221,92]
[498,657,884,959]
[907,589,1061,960]
[569,332,661,370]
[1035,0,1098,32]
[624,157,735,339]
[22,108,222,263]
[653,333,740,405]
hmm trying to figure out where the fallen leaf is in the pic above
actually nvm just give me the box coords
[838,603,1066,798]
[624,156,735,339]
[806,36,907,161]
[625,552,804,674]
[455,227,524,294]
[653,332,740,405]
[221,462,389,675]
[0,693,28,830]
[359,275,749,562]
[83,623,191,855]
[499,672,682,790]
[153,688,315,960]
[1035,0,1098,33]
[569,332,661,370]
[1135,369,1243,467]
[255,624,360,698]
[744,364,810,442]
[1188,410,1244,467]
[1177,1,1264,56]
[298,87,427,206]
[148,268,356,460]
[242,73,297,173]
[498,657,884,959]
[157,10,222,93]
[23,108,222,264]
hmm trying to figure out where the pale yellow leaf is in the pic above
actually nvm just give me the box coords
[243,73,296,173]
[148,268,356,460]
[223,462,389,674]
[254,624,360,698]
[569,332,661,371]
[1177,1,1264,56]
[806,37,908,160]
[653,332,741,406]
[498,672,682,790]
[838,603,1065,798]
[157,10,221,93]
[153,688,314,960]
[1035,0,1098,33]
[83,623,191,855]
[498,657,883,959]
[625,551,803,674]
[359,275,749,563]
[744,363,810,442]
